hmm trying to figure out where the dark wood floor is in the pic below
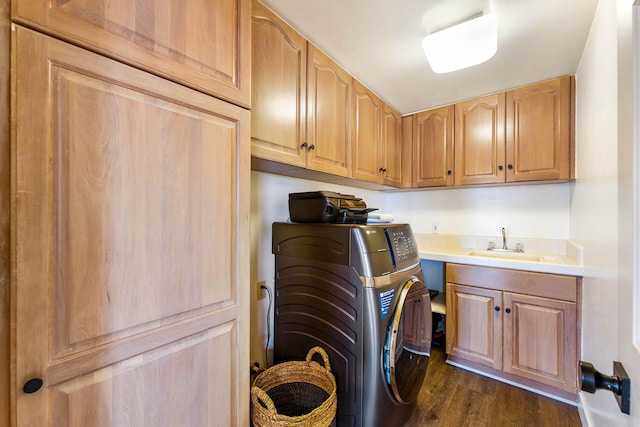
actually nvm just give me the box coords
[405,343,583,426]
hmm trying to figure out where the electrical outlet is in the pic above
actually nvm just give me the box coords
[256,280,267,300]
[432,223,439,234]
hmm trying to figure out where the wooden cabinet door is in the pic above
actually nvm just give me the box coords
[413,105,454,187]
[251,0,307,167]
[454,93,506,186]
[503,292,577,392]
[381,105,403,187]
[12,26,249,426]
[506,77,573,182]
[12,0,250,107]
[306,43,351,176]
[446,284,503,369]
[351,79,382,183]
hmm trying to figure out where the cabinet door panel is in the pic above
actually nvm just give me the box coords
[251,0,306,166]
[455,94,505,185]
[12,26,249,426]
[503,292,577,392]
[446,284,502,369]
[351,80,382,183]
[381,106,403,187]
[306,44,351,176]
[414,105,454,187]
[506,77,572,182]
[13,0,250,106]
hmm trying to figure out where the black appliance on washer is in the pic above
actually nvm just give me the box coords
[272,221,432,427]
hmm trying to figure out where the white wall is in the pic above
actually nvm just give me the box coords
[387,184,571,239]
[570,0,630,424]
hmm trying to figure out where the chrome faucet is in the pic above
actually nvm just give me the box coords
[502,227,507,250]
[487,227,524,252]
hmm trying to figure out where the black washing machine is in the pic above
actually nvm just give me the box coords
[272,222,432,427]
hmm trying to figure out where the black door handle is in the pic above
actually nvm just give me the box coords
[579,361,630,414]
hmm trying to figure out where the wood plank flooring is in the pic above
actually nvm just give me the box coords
[405,343,583,426]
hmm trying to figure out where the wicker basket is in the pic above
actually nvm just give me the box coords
[251,346,337,427]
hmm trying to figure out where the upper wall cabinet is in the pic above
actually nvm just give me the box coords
[251,0,351,177]
[413,105,454,188]
[506,76,573,182]
[251,0,307,167]
[306,44,351,176]
[12,0,251,107]
[350,80,403,186]
[351,79,383,183]
[455,93,506,186]
[381,105,403,187]
[412,76,575,189]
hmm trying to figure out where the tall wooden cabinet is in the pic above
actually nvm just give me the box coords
[10,0,250,425]
[251,0,351,177]
[446,264,579,396]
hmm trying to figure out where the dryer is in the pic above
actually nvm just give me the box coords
[272,222,432,427]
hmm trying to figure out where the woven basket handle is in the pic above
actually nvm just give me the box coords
[250,385,277,414]
[306,346,332,372]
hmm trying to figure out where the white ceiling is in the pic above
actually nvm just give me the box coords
[258,0,599,115]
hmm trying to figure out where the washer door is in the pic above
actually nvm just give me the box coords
[383,277,432,403]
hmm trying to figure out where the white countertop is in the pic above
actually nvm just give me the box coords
[415,234,584,276]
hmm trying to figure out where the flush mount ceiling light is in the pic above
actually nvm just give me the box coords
[422,13,497,74]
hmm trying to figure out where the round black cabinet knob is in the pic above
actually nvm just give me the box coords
[300,142,308,149]
[494,306,500,312]
[508,164,513,170]
[308,144,315,150]
[498,165,504,171]
[505,308,511,314]
[447,170,452,175]
[23,378,43,394]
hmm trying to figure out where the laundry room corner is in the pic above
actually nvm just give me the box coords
[249,171,386,369]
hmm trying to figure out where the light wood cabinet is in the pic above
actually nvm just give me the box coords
[454,93,506,186]
[12,0,251,107]
[351,80,403,186]
[413,105,455,187]
[305,44,352,176]
[352,79,383,182]
[446,264,579,395]
[12,25,249,426]
[251,1,351,177]
[381,105,403,186]
[410,76,574,188]
[251,0,307,167]
[506,76,574,181]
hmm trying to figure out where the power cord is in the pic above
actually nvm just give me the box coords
[261,284,273,367]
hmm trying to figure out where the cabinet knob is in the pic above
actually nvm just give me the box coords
[23,378,43,394]
[308,144,315,150]
[300,142,308,149]
[447,170,452,175]
[508,164,513,170]
[498,165,504,171]
[494,306,500,312]
[505,308,511,314]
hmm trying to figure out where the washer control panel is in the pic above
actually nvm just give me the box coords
[386,228,417,266]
